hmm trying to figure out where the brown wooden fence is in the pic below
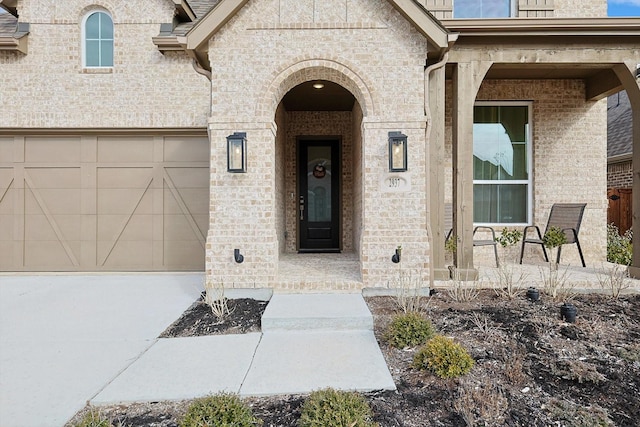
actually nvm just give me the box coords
[607,188,632,235]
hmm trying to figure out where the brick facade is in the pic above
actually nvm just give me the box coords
[1,0,635,288]
[0,0,210,129]
[608,160,633,189]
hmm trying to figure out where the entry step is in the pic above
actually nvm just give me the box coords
[261,294,373,332]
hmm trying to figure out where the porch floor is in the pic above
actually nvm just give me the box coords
[436,261,640,294]
[275,252,363,292]
[274,252,640,293]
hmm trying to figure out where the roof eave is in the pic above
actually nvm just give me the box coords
[152,34,186,52]
[0,22,29,53]
[173,0,197,22]
[442,17,640,36]
[187,0,250,51]
[387,0,452,52]
[608,153,633,164]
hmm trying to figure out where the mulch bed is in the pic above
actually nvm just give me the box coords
[68,290,640,427]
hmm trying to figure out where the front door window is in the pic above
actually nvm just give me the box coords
[298,139,340,252]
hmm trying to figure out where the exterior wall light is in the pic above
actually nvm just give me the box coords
[227,132,247,173]
[388,131,408,172]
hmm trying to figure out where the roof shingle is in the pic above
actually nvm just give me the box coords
[608,91,633,158]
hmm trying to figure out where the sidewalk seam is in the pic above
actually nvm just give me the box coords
[237,332,264,395]
[85,338,160,405]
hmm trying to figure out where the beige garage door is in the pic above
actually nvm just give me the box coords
[0,134,209,271]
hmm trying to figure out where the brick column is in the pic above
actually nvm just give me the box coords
[206,120,279,289]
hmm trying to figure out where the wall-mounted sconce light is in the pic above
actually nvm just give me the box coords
[391,246,402,263]
[227,132,247,173]
[388,131,408,172]
[234,248,244,263]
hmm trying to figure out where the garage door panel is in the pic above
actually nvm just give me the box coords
[97,188,154,215]
[26,168,81,189]
[97,167,154,189]
[164,241,205,268]
[163,187,209,214]
[24,189,81,215]
[2,134,208,272]
[163,136,209,162]
[24,214,82,242]
[99,240,153,268]
[0,240,14,269]
[24,240,79,268]
[0,137,13,162]
[25,137,81,163]
[97,137,154,163]
[164,213,204,242]
[0,180,14,215]
[165,167,209,188]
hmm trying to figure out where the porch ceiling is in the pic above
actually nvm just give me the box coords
[282,80,356,112]
[446,63,626,101]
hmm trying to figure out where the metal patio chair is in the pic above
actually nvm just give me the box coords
[519,203,587,267]
[444,204,499,267]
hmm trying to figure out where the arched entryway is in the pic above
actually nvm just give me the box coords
[264,62,374,289]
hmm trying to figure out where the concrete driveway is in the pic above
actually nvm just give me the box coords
[0,274,203,427]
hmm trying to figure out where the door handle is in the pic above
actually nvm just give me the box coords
[299,195,305,220]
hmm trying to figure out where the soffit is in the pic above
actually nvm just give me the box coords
[443,18,640,100]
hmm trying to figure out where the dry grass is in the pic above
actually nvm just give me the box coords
[447,268,481,302]
[597,263,632,299]
[203,279,234,321]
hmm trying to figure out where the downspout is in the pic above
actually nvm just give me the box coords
[191,58,212,81]
[424,50,449,290]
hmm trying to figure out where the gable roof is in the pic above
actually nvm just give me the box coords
[608,91,633,160]
[154,0,452,71]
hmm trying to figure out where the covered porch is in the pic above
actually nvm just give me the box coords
[429,18,640,280]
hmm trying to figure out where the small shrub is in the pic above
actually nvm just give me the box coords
[412,335,475,379]
[547,398,614,426]
[70,409,114,427]
[384,311,435,349]
[180,393,262,427]
[607,223,632,266]
[617,343,640,363]
[543,226,568,249]
[495,228,523,248]
[298,388,378,427]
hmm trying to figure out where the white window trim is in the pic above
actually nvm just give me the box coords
[81,10,114,69]
[453,0,517,19]
[473,100,533,227]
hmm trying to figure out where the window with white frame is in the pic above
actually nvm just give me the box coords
[473,102,532,225]
[83,11,113,67]
[454,0,515,18]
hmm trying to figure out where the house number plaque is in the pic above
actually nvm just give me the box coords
[382,175,411,192]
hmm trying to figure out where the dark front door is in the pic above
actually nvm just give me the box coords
[298,139,340,252]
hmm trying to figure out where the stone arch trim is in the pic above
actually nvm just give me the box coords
[257,57,376,119]
[79,3,117,21]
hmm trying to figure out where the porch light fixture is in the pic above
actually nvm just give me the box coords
[313,82,325,89]
[388,131,408,172]
[227,132,247,173]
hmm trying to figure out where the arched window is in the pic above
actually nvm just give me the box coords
[83,11,113,67]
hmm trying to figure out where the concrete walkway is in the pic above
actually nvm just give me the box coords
[0,276,394,427]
